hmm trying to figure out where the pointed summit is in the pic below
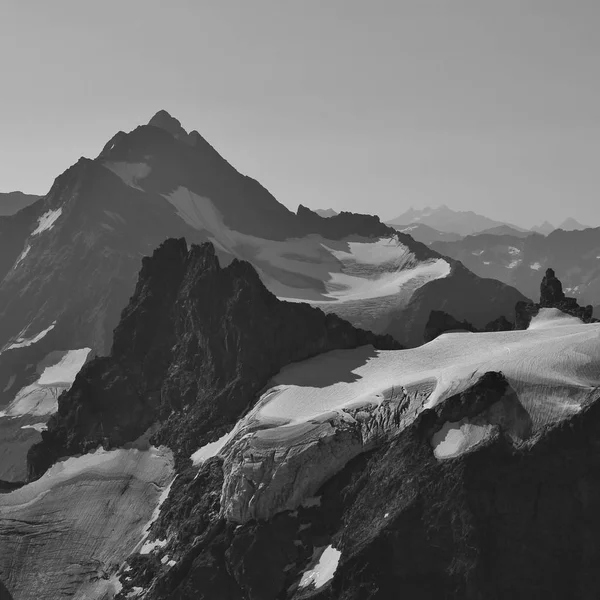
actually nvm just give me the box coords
[147,109,199,146]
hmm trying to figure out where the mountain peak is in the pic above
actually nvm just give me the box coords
[558,217,588,231]
[148,109,186,133]
[147,110,199,147]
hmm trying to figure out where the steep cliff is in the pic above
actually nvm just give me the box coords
[28,239,400,480]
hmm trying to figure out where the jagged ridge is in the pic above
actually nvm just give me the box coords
[27,239,400,479]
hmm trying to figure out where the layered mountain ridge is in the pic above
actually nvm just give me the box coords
[0,110,527,483]
[2,232,598,599]
[432,227,600,305]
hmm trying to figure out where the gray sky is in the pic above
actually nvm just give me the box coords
[1,0,599,227]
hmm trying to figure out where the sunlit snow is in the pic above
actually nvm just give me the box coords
[3,348,91,417]
[32,208,63,236]
[299,545,341,590]
[253,309,599,431]
[191,429,237,466]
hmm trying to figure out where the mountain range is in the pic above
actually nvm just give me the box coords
[387,205,527,236]
[431,228,600,306]
[1,110,599,600]
[0,111,528,481]
[389,205,592,239]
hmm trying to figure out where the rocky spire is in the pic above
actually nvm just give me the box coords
[540,268,565,307]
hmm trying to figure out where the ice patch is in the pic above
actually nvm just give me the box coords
[37,348,91,387]
[140,538,168,555]
[3,348,91,417]
[32,208,62,236]
[104,162,151,191]
[530,262,542,270]
[5,322,56,351]
[299,545,341,590]
[191,429,236,466]
[14,244,31,268]
[21,423,47,432]
[432,420,493,459]
[136,476,175,553]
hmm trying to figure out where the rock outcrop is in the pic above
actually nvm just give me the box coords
[27,239,400,480]
[516,268,595,329]
[426,268,596,340]
[424,310,478,342]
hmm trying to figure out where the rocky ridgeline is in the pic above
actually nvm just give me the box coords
[27,239,400,480]
[425,267,596,341]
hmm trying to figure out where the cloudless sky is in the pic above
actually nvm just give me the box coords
[1,0,599,227]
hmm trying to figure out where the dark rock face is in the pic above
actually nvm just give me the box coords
[129,371,600,600]
[122,372,561,600]
[394,262,527,347]
[424,310,477,342]
[296,205,395,240]
[27,239,400,480]
[540,268,565,306]
[516,268,596,329]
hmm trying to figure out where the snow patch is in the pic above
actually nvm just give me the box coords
[3,348,91,417]
[508,246,521,255]
[32,208,63,236]
[506,260,521,269]
[432,420,493,459]
[528,308,583,330]
[472,250,484,256]
[299,545,341,590]
[137,475,176,553]
[530,262,542,270]
[191,429,236,466]
[5,322,56,351]
[14,244,31,268]
[140,538,167,555]
[483,261,491,265]
[21,423,47,432]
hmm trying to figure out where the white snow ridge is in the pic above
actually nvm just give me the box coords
[220,311,600,523]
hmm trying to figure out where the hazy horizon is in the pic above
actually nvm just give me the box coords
[2,0,600,228]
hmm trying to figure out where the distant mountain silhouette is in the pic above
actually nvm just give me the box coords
[531,220,554,235]
[432,227,600,305]
[477,224,534,238]
[388,205,525,236]
[558,217,589,231]
[389,222,463,245]
[314,208,338,218]
[0,192,41,216]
